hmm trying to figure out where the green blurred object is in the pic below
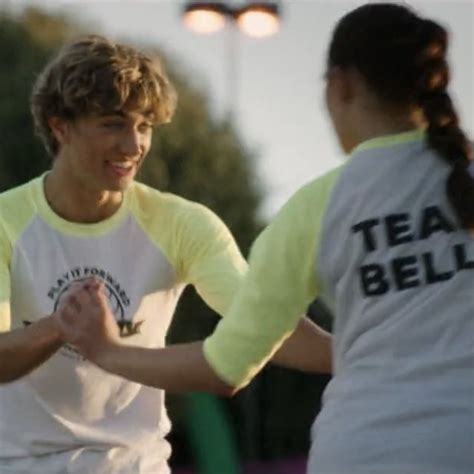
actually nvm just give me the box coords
[184,393,240,474]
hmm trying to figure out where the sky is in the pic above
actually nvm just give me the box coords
[7,0,474,218]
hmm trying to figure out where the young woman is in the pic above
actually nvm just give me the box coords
[58,4,474,473]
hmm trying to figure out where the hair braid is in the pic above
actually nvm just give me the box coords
[414,19,474,229]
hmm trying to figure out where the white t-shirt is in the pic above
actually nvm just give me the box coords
[0,176,247,473]
[205,130,474,474]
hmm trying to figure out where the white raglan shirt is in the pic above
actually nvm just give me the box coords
[205,130,474,474]
[0,176,247,473]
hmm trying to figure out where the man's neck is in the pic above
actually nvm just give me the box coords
[44,170,124,224]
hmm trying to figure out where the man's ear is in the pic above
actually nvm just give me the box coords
[48,117,70,145]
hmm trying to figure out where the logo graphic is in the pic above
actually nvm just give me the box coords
[24,266,144,360]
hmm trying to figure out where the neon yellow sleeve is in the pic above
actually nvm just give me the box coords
[0,178,42,333]
[178,203,248,316]
[203,167,342,387]
[130,184,248,317]
[0,220,12,333]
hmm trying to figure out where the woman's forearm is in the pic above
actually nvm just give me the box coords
[96,341,237,396]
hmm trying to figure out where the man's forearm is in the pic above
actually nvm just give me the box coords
[271,317,332,374]
[0,315,63,383]
[96,341,236,396]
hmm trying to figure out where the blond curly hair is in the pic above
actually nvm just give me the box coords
[31,35,177,156]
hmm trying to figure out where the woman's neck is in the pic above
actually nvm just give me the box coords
[347,100,425,153]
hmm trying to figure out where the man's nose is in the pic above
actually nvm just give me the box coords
[119,130,141,156]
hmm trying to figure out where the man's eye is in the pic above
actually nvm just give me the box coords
[138,123,153,133]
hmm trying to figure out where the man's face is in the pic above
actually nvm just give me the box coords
[52,110,154,193]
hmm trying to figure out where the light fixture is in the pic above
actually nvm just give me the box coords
[182,2,228,34]
[235,3,280,38]
[182,2,280,37]
[181,1,281,117]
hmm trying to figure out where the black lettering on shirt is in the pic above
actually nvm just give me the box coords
[360,264,389,296]
[419,206,455,239]
[352,219,380,252]
[392,255,420,290]
[454,243,474,271]
[385,213,413,247]
[423,252,453,283]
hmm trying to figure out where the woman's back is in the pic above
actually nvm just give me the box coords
[311,131,473,473]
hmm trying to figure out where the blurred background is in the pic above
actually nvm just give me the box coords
[0,1,472,472]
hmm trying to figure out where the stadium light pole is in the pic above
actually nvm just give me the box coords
[182,2,281,455]
[182,1,281,119]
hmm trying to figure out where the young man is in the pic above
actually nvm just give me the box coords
[0,35,331,473]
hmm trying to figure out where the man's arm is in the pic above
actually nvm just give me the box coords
[176,205,332,374]
[0,315,63,383]
[0,217,64,384]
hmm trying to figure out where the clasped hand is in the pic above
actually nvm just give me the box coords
[54,278,120,364]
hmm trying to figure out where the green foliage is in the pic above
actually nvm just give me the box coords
[0,8,87,189]
[0,12,50,188]
[20,7,82,48]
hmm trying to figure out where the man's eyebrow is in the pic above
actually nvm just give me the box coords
[109,111,126,118]
[96,111,125,119]
[100,111,155,120]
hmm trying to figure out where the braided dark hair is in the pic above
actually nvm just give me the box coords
[327,3,474,230]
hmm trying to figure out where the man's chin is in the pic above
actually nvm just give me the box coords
[106,177,134,193]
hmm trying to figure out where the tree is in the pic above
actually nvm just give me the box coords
[0,11,48,188]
